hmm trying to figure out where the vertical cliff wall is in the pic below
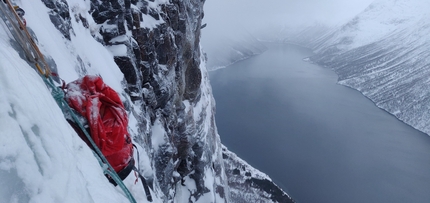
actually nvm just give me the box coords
[1,0,293,202]
[89,0,231,201]
[36,0,229,202]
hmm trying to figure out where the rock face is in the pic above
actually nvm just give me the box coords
[222,147,295,203]
[288,0,430,136]
[37,0,294,202]
[88,0,225,201]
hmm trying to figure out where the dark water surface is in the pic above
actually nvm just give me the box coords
[209,43,430,203]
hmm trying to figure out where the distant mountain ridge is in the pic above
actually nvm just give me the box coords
[298,0,430,135]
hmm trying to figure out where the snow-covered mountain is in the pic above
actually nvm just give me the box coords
[282,23,334,47]
[0,0,292,202]
[301,0,430,136]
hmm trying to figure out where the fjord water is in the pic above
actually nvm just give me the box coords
[209,43,430,203]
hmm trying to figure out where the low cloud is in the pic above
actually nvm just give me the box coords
[202,0,374,38]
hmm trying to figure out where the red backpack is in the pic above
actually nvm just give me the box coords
[65,75,133,173]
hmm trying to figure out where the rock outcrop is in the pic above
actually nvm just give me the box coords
[35,0,294,202]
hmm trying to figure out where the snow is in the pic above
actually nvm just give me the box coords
[0,0,272,202]
[151,118,167,152]
[130,1,166,30]
[140,13,165,30]
[174,174,197,202]
[19,0,125,92]
[306,0,430,136]
[107,44,129,57]
[0,25,130,203]
[0,1,156,202]
[317,0,430,51]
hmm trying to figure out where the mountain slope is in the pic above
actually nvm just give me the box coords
[0,6,133,202]
[308,0,430,135]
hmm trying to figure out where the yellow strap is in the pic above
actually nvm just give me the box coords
[4,0,51,77]
[35,63,46,76]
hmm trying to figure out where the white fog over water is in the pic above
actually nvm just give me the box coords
[201,0,374,69]
[202,0,374,41]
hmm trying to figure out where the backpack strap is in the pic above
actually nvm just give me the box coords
[132,144,153,202]
[132,166,153,202]
[107,157,135,186]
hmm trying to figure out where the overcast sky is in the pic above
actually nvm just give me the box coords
[201,0,376,68]
[202,0,375,36]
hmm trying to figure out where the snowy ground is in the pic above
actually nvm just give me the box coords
[0,0,156,202]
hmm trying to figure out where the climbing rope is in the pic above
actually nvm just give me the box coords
[43,76,138,203]
[1,1,137,202]
[0,0,50,77]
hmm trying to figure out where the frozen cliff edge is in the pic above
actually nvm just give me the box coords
[0,0,293,202]
[293,0,430,136]
[222,146,294,203]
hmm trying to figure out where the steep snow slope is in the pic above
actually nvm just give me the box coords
[0,2,141,203]
[308,0,430,135]
[312,0,428,52]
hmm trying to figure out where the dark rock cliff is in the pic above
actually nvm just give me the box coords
[87,0,222,201]
[39,0,294,202]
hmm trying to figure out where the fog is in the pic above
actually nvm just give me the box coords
[202,0,374,35]
[201,0,374,68]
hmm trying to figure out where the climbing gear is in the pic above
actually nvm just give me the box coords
[133,166,153,202]
[0,1,140,203]
[64,75,134,173]
[13,5,23,17]
[43,76,138,203]
[0,0,47,75]
[132,144,153,202]
[64,76,154,201]
[40,76,138,203]
[13,5,25,27]
[108,158,136,185]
